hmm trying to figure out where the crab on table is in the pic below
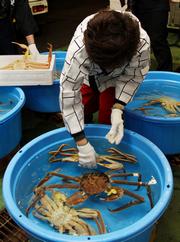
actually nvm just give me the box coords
[32,189,106,236]
[0,42,52,70]
[26,169,157,216]
[135,96,180,115]
[48,144,137,171]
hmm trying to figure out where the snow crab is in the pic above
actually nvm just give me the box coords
[0,42,52,70]
[48,144,137,171]
[26,169,156,216]
[143,96,180,114]
[31,189,106,236]
[135,96,180,115]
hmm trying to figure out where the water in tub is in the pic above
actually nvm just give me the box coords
[15,138,161,235]
[0,93,16,120]
[127,81,180,117]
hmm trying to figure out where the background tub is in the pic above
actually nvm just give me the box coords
[22,51,66,112]
[0,87,25,159]
[3,124,173,242]
[124,71,180,155]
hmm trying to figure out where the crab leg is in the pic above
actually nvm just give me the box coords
[0,62,16,70]
[107,148,137,163]
[111,176,156,187]
[49,144,78,162]
[97,156,125,171]
[45,183,80,190]
[49,144,78,156]
[133,107,153,115]
[49,156,78,163]
[111,179,144,189]
[26,188,45,216]
[66,191,89,206]
[27,62,50,69]
[49,144,67,156]
[49,154,125,171]
[48,171,80,182]
[12,42,30,57]
[77,208,106,234]
[35,168,61,188]
[36,173,54,188]
[109,172,142,189]
[143,100,159,106]
[112,177,156,208]
[35,169,80,189]
[47,43,53,68]
[108,188,145,213]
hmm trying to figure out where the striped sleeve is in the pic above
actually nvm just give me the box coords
[59,40,87,135]
[59,15,94,135]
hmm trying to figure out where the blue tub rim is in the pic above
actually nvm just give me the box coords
[0,87,25,124]
[3,124,173,242]
[125,72,180,124]
[145,71,180,81]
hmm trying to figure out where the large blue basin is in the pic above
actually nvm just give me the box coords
[125,71,180,155]
[0,87,25,159]
[3,124,173,242]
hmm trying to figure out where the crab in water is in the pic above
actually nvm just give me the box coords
[31,189,106,236]
[26,169,156,216]
[143,96,180,114]
[0,42,52,70]
[48,144,137,171]
[134,95,180,116]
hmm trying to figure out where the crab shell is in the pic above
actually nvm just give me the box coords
[80,172,110,195]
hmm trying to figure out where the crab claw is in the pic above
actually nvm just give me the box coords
[66,191,89,206]
[12,42,30,57]
[100,187,124,201]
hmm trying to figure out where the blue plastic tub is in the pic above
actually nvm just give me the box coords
[3,124,173,242]
[22,51,66,112]
[125,71,180,155]
[0,87,25,159]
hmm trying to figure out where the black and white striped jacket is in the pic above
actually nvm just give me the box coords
[59,12,150,135]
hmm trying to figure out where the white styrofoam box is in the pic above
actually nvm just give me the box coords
[0,54,55,86]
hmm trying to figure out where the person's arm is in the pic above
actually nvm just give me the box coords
[60,48,97,168]
[25,34,39,55]
[106,27,150,145]
[14,0,39,54]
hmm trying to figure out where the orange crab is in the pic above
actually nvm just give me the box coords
[26,169,156,216]
[48,144,137,171]
[140,96,180,114]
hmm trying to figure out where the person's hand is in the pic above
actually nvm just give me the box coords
[106,108,124,144]
[28,43,39,58]
[77,142,97,168]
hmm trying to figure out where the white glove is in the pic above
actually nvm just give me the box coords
[77,142,97,168]
[28,43,39,59]
[106,108,124,145]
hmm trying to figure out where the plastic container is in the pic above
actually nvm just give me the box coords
[124,71,180,155]
[0,54,55,86]
[3,124,173,242]
[22,51,66,112]
[0,87,25,159]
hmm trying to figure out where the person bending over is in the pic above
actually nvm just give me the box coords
[59,6,150,169]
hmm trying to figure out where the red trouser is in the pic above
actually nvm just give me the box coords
[81,84,115,124]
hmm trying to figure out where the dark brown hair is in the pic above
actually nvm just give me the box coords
[84,10,140,69]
